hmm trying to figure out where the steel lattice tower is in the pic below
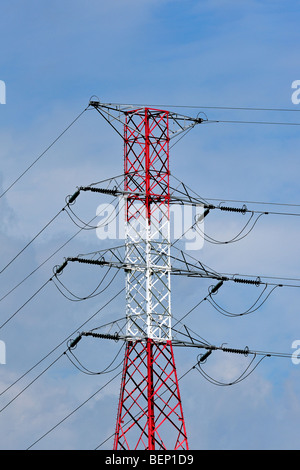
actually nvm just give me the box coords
[113,108,188,450]
[87,100,204,450]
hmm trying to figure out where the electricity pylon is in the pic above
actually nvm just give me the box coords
[89,101,203,450]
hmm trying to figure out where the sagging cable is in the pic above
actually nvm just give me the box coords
[208,284,280,318]
[194,346,270,386]
[195,210,264,245]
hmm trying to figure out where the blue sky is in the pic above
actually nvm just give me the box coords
[1,0,300,450]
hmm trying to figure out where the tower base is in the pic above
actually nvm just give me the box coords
[114,339,188,450]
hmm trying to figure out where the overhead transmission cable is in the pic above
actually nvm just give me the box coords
[172,279,280,330]
[0,278,52,330]
[21,277,294,448]
[65,341,125,376]
[26,368,122,450]
[168,177,300,250]
[170,174,300,216]
[0,106,88,201]
[0,262,123,331]
[0,184,121,305]
[93,338,294,450]
[52,267,120,302]
[0,179,121,276]
[203,196,300,209]
[0,353,65,415]
[0,176,126,333]
[206,283,280,318]
[0,171,127,278]
[18,218,298,449]
[194,211,265,245]
[194,352,269,387]
[107,102,300,113]
[105,101,300,126]
[0,284,125,413]
[0,206,67,275]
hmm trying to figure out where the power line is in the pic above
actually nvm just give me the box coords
[0,191,119,304]
[0,285,125,402]
[0,288,126,448]
[206,284,280,317]
[0,175,125,281]
[0,353,64,415]
[65,342,125,376]
[205,119,300,126]
[0,277,52,330]
[203,196,300,209]
[194,353,269,387]
[1,172,299,309]
[0,106,88,201]
[94,101,300,127]
[0,268,123,331]
[108,102,300,113]
[93,337,295,450]
[170,174,300,211]
[26,368,122,450]
[52,267,120,302]
[16,272,288,447]
[0,206,66,275]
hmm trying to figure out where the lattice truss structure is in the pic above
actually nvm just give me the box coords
[124,108,171,342]
[87,101,204,450]
[114,339,187,450]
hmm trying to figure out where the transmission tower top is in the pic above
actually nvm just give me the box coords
[88,99,206,141]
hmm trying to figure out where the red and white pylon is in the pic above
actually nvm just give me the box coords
[90,101,203,450]
[113,107,188,450]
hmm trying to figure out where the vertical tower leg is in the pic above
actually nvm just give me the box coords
[114,339,188,450]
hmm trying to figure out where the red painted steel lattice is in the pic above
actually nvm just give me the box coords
[124,108,170,222]
[114,107,188,450]
[114,339,188,450]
